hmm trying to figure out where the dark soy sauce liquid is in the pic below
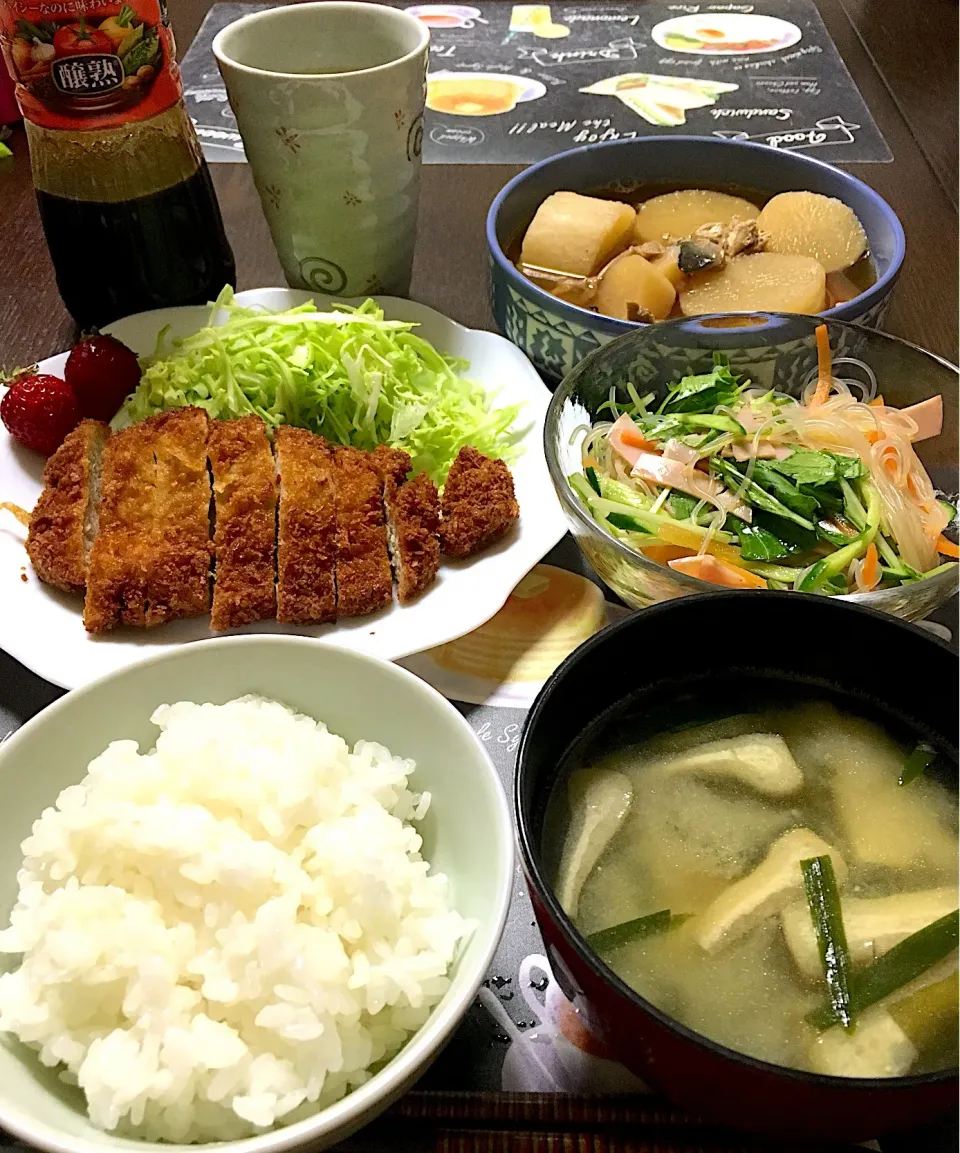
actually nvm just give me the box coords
[37,163,236,330]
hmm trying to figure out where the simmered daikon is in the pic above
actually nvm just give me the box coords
[520,191,636,277]
[634,189,759,245]
[758,191,867,273]
[512,181,876,323]
[649,246,685,289]
[594,252,676,321]
[679,252,827,316]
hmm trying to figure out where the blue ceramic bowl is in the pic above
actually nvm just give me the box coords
[487,137,906,383]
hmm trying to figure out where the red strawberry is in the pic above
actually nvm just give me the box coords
[1,373,82,455]
[65,334,142,422]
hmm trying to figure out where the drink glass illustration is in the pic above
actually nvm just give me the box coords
[509,4,570,38]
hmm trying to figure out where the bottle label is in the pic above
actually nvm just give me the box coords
[0,1,181,130]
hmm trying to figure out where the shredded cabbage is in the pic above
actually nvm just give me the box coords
[117,288,524,484]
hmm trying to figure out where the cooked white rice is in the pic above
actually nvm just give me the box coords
[0,696,471,1143]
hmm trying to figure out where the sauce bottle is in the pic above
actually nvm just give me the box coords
[0,1,235,329]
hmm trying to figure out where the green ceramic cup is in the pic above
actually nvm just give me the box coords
[213,2,430,297]
[0,636,512,1153]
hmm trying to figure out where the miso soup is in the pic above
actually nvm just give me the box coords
[546,686,958,1078]
[511,182,878,323]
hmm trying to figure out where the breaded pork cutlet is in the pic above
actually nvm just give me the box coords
[275,426,337,624]
[333,445,393,617]
[370,444,412,486]
[208,416,277,631]
[384,472,440,602]
[27,419,108,594]
[439,446,519,558]
[83,421,157,632]
[146,407,212,627]
[370,442,440,603]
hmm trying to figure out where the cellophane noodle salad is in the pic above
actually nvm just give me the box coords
[568,327,958,595]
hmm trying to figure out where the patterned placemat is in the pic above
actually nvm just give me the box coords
[179,0,891,165]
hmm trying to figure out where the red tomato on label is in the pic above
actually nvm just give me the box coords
[53,19,114,57]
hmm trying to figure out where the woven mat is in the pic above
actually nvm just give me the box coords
[332,1092,868,1153]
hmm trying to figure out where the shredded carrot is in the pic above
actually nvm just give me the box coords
[620,428,657,451]
[861,543,879,587]
[880,452,901,480]
[0,502,29,528]
[668,553,767,589]
[583,456,599,470]
[868,394,885,408]
[864,429,880,445]
[936,534,960,558]
[809,324,832,409]
[907,472,925,502]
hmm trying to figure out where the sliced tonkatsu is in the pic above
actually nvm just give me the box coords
[26,419,108,594]
[384,472,440,603]
[208,415,277,631]
[145,407,212,627]
[370,442,440,602]
[440,445,519,558]
[333,445,393,617]
[83,420,157,631]
[274,426,337,624]
[370,443,412,487]
[26,417,518,631]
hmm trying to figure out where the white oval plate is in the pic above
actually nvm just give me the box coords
[0,289,566,690]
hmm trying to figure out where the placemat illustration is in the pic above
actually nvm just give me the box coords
[180,0,891,164]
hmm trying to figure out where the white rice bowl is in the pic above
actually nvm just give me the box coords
[0,696,472,1144]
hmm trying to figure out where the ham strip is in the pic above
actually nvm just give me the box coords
[727,441,793,462]
[630,451,752,522]
[898,396,943,443]
[608,412,653,468]
[662,438,699,466]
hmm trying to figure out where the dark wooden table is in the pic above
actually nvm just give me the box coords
[0,2,957,1150]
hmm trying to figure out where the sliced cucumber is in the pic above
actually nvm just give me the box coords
[677,412,746,435]
[598,474,655,511]
[606,512,653,534]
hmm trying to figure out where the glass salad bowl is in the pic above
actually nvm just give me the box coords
[544,313,959,621]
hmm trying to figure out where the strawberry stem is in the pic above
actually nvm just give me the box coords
[0,364,38,387]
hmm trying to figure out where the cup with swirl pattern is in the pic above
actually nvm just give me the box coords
[214,2,429,296]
